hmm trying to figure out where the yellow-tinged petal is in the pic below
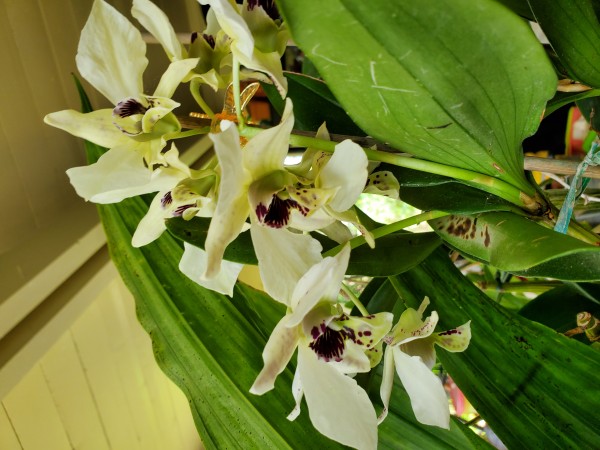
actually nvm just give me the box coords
[77,0,147,104]
[434,321,472,353]
[132,0,186,61]
[153,59,200,98]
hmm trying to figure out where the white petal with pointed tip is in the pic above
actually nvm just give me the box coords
[132,0,185,61]
[44,109,130,148]
[179,243,243,296]
[66,147,179,203]
[378,347,396,424]
[392,348,450,429]
[131,192,168,247]
[250,315,299,395]
[198,0,254,58]
[77,0,147,104]
[319,140,368,212]
[297,345,378,450]
[153,58,200,98]
[250,225,322,306]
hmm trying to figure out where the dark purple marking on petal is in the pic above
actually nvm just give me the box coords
[310,327,346,361]
[190,31,198,43]
[114,98,147,118]
[161,191,173,208]
[203,33,215,49]
[439,329,461,336]
[256,195,309,229]
[246,0,279,20]
[173,204,195,217]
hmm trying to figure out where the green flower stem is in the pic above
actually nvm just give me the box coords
[323,210,449,258]
[341,283,370,316]
[171,127,211,140]
[232,57,244,128]
[239,126,539,212]
[190,79,215,118]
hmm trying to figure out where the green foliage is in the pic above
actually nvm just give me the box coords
[278,0,556,196]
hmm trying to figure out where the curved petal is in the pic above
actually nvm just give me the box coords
[153,58,200,98]
[391,308,439,346]
[238,49,287,97]
[402,338,437,370]
[286,368,304,421]
[131,191,169,247]
[66,147,178,203]
[250,314,299,395]
[392,348,450,429]
[132,0,186,61]
[434,321,472,353]
[250,224,322,305]
[179,243,243,296]
[204,121,251,277]
[77,0,147,104]
[378,347,395,424]
[243,99,294,179]
[44,109,129,148]
[288,208,336,232]
[364,171,400,199]
[297,345,378,450]
[288,244,350,326]
[198,0,254,58]
[319,140,368,212]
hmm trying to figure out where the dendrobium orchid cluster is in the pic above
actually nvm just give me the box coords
[44,0,472,448]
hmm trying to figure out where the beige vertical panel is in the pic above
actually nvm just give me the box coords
[0,403,22,450]
[40,332,110,450]
[71,301,140,449]
[3,366,72,449]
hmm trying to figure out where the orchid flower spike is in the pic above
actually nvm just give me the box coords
[379,297,471,429]
[251,245,393,450]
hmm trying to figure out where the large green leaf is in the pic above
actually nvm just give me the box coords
[545,88,600,117]
[278,0,557,195]
[431,211,600,280]
[262,71,365,135]
[388,248,600,449]
[527,0,600,87]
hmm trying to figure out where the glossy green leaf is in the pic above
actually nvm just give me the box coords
[278,0,556,195]
[545,88,600,117]
[431,212,600,280]
[166,216,441,277]
[491,0,534,19]
[527,0,600,87]
[391,248,600,449]
[262,71,365,135]
[385,166,520,215]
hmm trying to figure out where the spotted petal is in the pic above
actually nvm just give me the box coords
[77,0,147,104]
[297,345,378,450]
[433,321,472,353]
[179,243,243,296]
[132,0,186,61]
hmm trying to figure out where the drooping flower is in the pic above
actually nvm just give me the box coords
[250,245,393,450]
[379,297,471,428]
[44,0,198,203]
[197,0,289,95]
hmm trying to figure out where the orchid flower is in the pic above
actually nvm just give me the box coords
[197,0,289,96]
[379,297,471,428]
[44,0,198,203]
[250,245,393,450]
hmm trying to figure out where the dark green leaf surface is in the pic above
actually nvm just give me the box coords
[545,88,600,117]
[577,95,600,131]
[278,0,556,195]
[391,248,600,449]
[431,212,600,280]
[527,0,600,87]
[262,71,364,135]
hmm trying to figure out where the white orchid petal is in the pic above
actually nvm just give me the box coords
[402,338,437,370]
[66,147,172,203]
[297,345,378,450]
[392,348,450,429]
[204,122,251,278]
[378,347,395,424]
[250,315,299,395]
[434,321,472,353]
[288,208,336,232]
[250,225,322,305]
[198,0,254,58]
[132,191,169,247]
[288,244,350,326]
[132,0,185,60]
[325,341,371,374]
[286,369,304,421]
[319,140,368,212]
[243,99,294,179]
[237,49,287,97]
[319,221,354,244]
[44,109,129,148]
[153,58,200,98]
[77,0,147,104]
[179,243,243,296]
